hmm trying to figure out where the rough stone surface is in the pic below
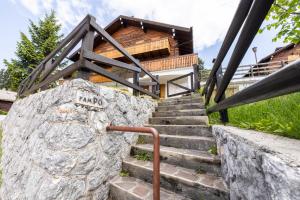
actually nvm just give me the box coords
[0,79,156,200]
[212,125,300,200]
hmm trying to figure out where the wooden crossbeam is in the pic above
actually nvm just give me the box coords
[90,20,159,83]
[22,61,81,97]
[83,60,159,99]
[82,49,141,72]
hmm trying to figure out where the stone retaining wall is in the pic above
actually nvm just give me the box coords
[0,79,156,199]
[213,125,300,200]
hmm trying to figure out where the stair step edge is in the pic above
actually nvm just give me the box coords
[110,175,190,200]
[123,158,228,193]
[133,144,220,164]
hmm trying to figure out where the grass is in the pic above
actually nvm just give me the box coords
[208,145,218,155]
[136,135,146,144]
[208,92,300,139]
[119,169,129,177]
[195,167,205,174]
[133,150,153,161]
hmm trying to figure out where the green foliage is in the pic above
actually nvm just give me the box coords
[3,11,63,91]
[0,69,9,89]
[208,145,218,155]
[195,167,205,174]
[136,135,146,144]
[208,92,300,139]
[0,110,7,115]
[133,150,153,161]
[119,170,129,177]
[260,0,300,44]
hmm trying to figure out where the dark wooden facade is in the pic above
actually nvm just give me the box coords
[77,15,197,83]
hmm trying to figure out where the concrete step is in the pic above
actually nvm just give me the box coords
[110,175,190,200]
[131,144,221,175]
[140,134,216,151]
[122,158,229,200]
[144,124,212,137]
[158,98,203,106]
[149,116,209,125]
[153,109,206,117]
[156,103,205,111]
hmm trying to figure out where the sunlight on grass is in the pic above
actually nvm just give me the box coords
[208,92,300,139]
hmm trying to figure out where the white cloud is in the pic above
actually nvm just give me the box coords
[97,0,239,51]
[15,0,239,51]
[20,0,41,15]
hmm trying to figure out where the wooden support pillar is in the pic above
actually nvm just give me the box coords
[155,75,160,97]
[77,16,95,79]
[193,64,200,92]
[215,67,229,123]
[133,72,140,96]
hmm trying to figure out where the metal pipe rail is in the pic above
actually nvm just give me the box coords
[106,125,160,200]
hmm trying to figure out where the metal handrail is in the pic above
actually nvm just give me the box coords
[106,125,160,200]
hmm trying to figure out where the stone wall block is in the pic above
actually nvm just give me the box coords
[0,79,156,199]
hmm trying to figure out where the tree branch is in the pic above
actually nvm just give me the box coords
[274,3,300,15]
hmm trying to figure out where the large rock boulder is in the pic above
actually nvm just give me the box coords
[0,79,156,200]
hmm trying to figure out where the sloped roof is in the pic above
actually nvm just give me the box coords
[259,43,296,63]
[70,15,193,61]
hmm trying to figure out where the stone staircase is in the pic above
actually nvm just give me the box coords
[109,94,229,200]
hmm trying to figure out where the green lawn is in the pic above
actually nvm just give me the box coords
[208,92,300,139]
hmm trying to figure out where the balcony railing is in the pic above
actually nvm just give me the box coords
[96,37,171,59]
[141,53,198,72]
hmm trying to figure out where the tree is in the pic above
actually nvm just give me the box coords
[198,57,210,81]
[0,68,9,89]
[260,0,300,44]
[3,11,63,91]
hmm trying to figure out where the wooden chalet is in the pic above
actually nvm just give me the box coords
[70,15,198,98]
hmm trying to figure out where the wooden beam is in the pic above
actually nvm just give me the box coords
[22,61,81,97]
[169,81,191,92]
[208,59,300,113]
[90,20,159,83]
[82,49,141,72]
[82,60,159,99]
[39,28,88,81]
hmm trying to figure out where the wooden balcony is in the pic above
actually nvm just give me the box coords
[96,38,170,59]
[141,53,198,72]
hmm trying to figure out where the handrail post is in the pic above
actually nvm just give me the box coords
[133,72,140,96]
[106,125,160,200]
[193,64,200,92]
[215,67,229,123]
[155,75,160,97]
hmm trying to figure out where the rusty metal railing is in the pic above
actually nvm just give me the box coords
[106,125,160,200]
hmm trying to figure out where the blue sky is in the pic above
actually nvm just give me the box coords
[0,0,285,69]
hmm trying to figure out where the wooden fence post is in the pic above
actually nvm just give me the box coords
[215,67,229,123]
[133,72,140,96]
[193,64,200,92]
[77,16,95,80]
